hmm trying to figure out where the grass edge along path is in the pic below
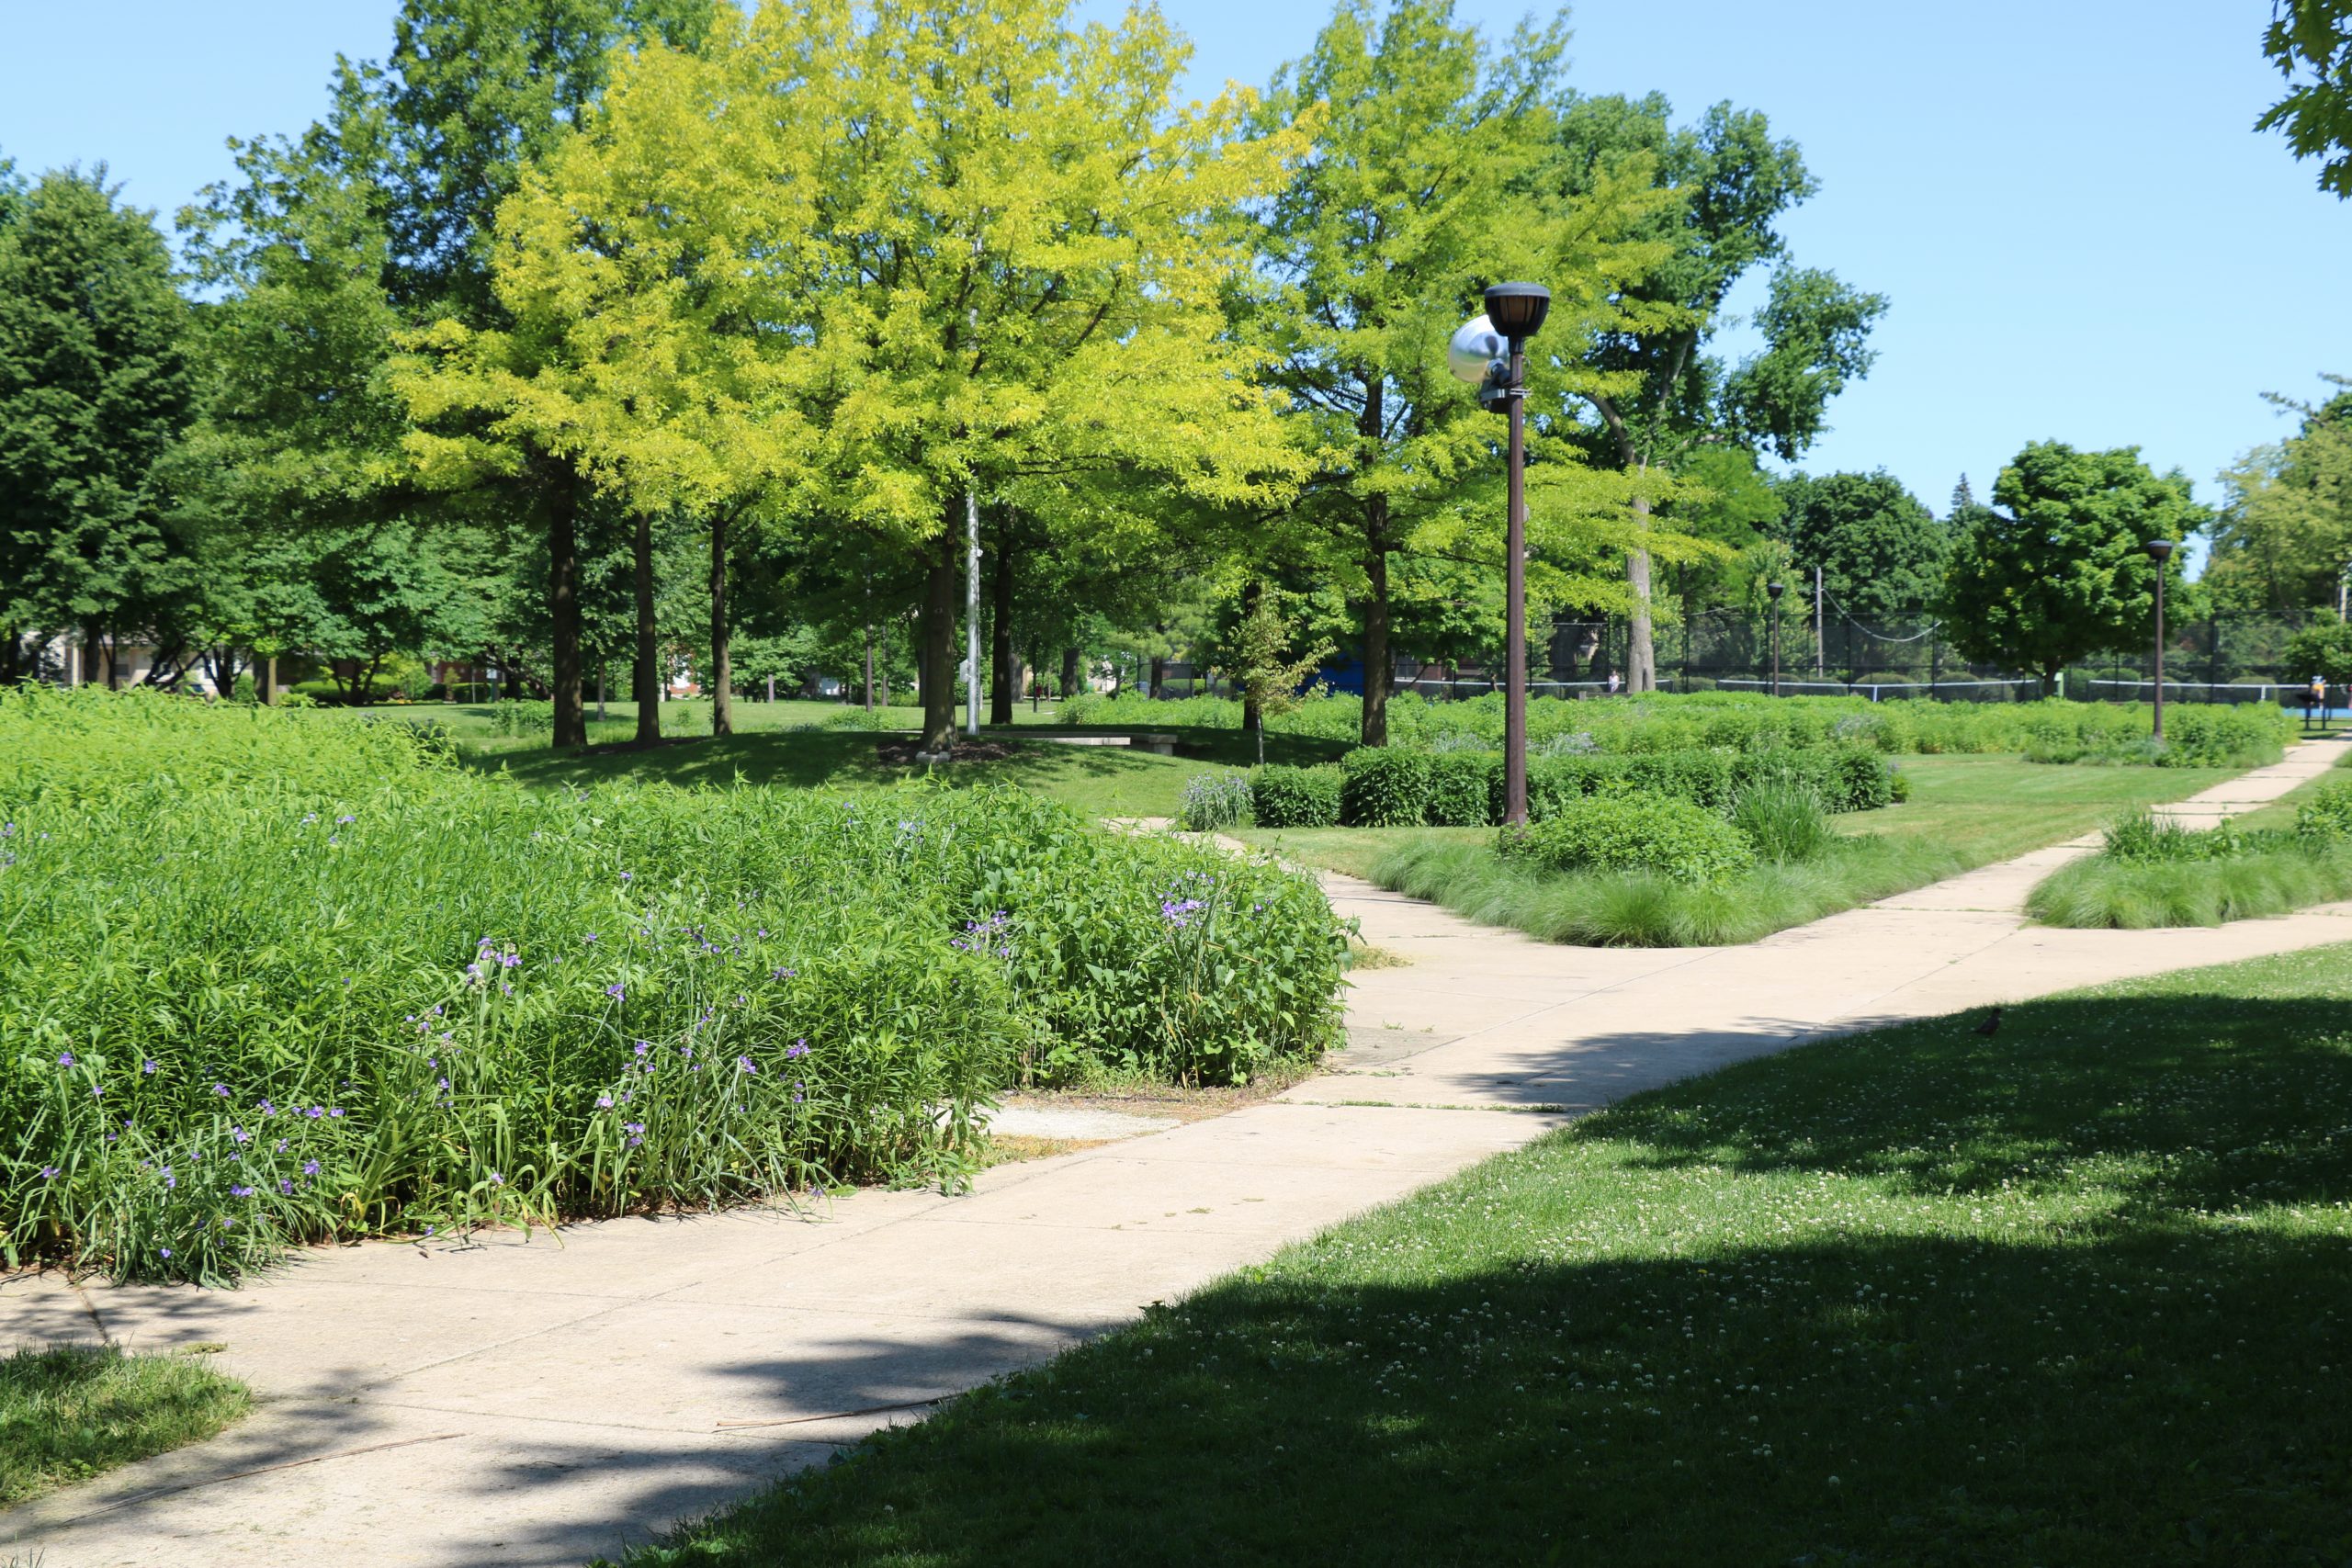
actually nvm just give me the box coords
[606,942,2352,1568]
[1251,755,2244,947]
[0,1343,250,1509]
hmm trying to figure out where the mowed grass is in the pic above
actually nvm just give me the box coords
[1238,756,2241,946]
[611,943,2352,1568]
[0,1344,249,1507]
[450,712,1339,821]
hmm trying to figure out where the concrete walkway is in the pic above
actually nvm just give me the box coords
[6,739,2350,1568]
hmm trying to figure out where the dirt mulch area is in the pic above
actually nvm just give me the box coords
[876,738,1023,764]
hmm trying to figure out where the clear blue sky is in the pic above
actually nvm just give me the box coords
[5,0,2346,534]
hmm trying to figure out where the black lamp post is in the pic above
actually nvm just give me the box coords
[2144,537,2175,742]
[1767,581,1786,697]
[1449,281,1551,825]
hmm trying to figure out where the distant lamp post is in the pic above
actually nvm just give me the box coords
[1767,580,1787,697]
[2144,537,2176,741]
[1447,281,1551,826]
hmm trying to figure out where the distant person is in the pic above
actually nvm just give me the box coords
[1606,671,1622,694]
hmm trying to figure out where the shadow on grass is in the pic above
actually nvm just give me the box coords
[463,728,1346,805]
[612,966,2352,1568]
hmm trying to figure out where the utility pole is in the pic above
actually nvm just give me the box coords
[965,491,981,738]
[1814,566,1824,677]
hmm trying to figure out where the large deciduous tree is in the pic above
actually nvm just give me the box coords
[2202,378,2352,615]
[1552,94,1884,691]
[797,0,1306,754]
[1253,0,1680,746]
[1775,470,1949,621]
[2260,0,2352,197]
[1942,441,2200,694]
[0,170,195,685]
[398,14,819,743]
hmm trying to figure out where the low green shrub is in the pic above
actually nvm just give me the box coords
[0,691,1346,1282]
[1340,748,1431,827]
[1250,764,1343,828]
[1499,797,1756,886]
[1423,753,1494,827]
[2297,781,2352,843]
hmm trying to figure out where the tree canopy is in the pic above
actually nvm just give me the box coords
[1942,441,2200,691]
[0,170,193,683]
[2260,0,2352,197]
[1776,470,1949,621]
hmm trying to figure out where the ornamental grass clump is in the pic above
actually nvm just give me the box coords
[0,690,1345,1282]
[2028,798,2352,928]
[1174,771,1253,832]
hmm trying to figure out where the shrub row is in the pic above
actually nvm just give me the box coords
[1062,689,2295,766]
[0,691,1347,1283]
[1235,745,1897,829]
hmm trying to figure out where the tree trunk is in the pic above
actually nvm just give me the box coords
[548,478,586,748]
[1362,543,1391,747]
[633,512,661,745]
[989,534,1014,726]
[1625,544,1657,693]
[920,504,959,753]
[1239,579,1263,743]
[1148,654,1166,700]
[1059,646,1080,701]
[708,509,733,739]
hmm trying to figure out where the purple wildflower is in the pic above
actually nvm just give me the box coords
[142,1059,158,1076]
[230,1184,254,1197]
[56,1052,74,1068]
[302,1158,321,1176]
[40,1167,57,1181]
[736,1055,757,1075]
[213,1084,231,1098]
[595,1094,615,1110]
[605,983,626,1001]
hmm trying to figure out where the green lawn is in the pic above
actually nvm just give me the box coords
[1233,756,2243,945]
[610,942,2352,1567]
[0,1344,249,1507]
[441,710,1339,820]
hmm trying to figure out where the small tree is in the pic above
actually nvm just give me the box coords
[2286,615,2352,689]
[1232,587,1333,765]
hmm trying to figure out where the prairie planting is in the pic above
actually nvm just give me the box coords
[1063,689,2296,767]
[0,693,1345,1282]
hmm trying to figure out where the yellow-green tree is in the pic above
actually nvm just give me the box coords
[792,0,1307,752]
[396,14,821,741]
[1250,0,1702,745]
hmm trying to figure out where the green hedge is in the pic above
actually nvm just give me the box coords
[1250,764,1343,828]
[1340,749,1430,828]
[1240,745,1898,829]
[1060,689,2295,766]
[1498,797,1757,885]
[1424,753,1491,827]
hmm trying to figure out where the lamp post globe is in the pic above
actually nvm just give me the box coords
[2143,538,2175,741]
[1447,315,1505,386]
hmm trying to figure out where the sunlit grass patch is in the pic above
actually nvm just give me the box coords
[0,1343,249,1507]
[610,943,2352,1567]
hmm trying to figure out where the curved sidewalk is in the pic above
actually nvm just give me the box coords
[4,739,2348,1567]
